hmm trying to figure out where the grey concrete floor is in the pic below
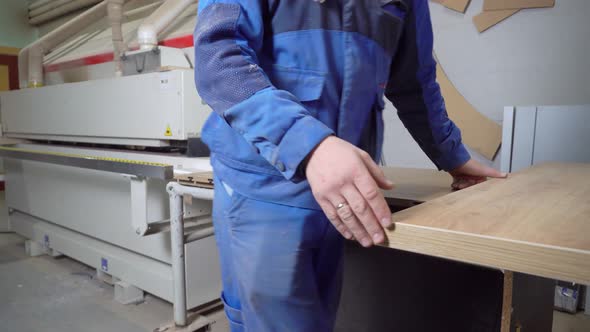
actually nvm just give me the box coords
[553,310,590,332]
[0,232,228,332]
[1,231,589,332]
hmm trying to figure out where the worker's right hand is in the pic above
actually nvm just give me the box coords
[305,136,394,247]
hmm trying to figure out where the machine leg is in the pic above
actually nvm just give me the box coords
[168,183,188,327]
[24,240,46,257]
[501,271,514,332]
[96,268,119,285]
[115,281,145,305]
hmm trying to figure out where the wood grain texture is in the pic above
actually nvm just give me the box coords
[483,0,554,11]
[501,271,513,332]
[385,163,590,284]
[381,167,453,203]
[442,0,472,13]
[473,9,520,33]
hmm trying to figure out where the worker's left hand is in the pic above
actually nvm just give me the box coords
[448,159,507,190]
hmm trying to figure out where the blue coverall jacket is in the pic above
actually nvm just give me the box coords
[194,0,470,210]
[194,1,471,330]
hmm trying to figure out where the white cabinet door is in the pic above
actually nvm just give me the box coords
[502,105,590,172]
[533,105,590,165]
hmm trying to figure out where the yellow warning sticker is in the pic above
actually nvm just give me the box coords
[165,125,172,137]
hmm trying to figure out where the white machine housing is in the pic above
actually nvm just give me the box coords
[0,67,221,311]
[3,143,221,309]
[0,69,209,147]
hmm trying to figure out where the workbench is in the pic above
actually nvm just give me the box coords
[336,163,589,332]
[169,163,587,331]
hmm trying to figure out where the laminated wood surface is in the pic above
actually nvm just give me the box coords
[385,163,590,284]
[381,167,453,203]
[483,0,554,11]
[473,9,520,33]
[442,0,472,13]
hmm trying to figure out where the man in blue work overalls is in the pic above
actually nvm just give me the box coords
[193,0,505,330]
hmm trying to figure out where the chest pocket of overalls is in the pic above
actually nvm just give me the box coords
[267,65,327,118]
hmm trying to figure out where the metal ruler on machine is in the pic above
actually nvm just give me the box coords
[0,146,174,180]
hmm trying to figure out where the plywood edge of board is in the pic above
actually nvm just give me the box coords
[473,9,520,33]
[175,171,214,189]
[500,271,514,332]
[483,0,554,11]
[383,222,590,285]
[436,62,502,159]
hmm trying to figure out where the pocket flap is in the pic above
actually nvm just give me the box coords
[268,66,327,102]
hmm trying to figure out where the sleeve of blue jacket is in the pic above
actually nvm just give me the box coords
[193,0,334,181]
[385,0,470,171]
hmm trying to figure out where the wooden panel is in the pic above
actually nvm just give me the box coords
[436,63,502,159]
[0,65,9,91]
[473,9,520,33]
[484,0,554,11]
[385,163,590,284]
[177,167,453,201]
[381,167,453,203]
[501,271,513,332]
[175,172,213,189]
[442,0,471,13]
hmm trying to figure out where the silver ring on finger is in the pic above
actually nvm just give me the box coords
[336,202,348,210]
[337,205,355,221]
